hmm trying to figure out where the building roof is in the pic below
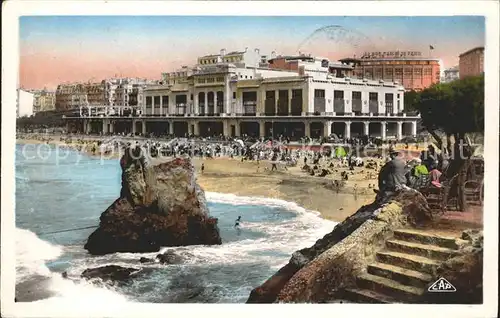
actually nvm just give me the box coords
[445,66,459,72]
[225,51,245,55]
[459,46,484,57]
[268,55,315,63]
[199,54,220,58]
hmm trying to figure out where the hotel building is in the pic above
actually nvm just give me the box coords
[339,51,441,91]
[442,66,460,83]
[459,47,484,79]
[33,90,56,114]
[66,48,419,140]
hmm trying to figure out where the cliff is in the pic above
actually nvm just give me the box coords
[84,146,222,255]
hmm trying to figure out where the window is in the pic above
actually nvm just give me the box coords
[369,92,378,101]
[423,68,432,76]
[385,68,393,76]
[292,89,302,98]
[414,68,422,76]
[395,68,403,76]
[314,89,325,98]
[404,68,412,76]
[233,92,236,99]
[334,90,344,99]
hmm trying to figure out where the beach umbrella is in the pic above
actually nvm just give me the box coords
[335,146,347,158]
[235,139,245,148]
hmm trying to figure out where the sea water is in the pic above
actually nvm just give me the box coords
[15,143,336,303]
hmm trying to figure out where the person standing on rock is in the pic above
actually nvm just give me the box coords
[201,163,205,174]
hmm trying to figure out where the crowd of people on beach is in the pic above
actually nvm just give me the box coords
[18,130,481,202]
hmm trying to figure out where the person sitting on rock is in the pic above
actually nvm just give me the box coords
[376,150,407,197]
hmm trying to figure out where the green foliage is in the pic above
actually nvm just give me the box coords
[414,75,484,135]
[16,111,65,129]
[404,90,420,111]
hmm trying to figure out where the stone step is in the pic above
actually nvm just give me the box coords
[386,239,460,261]
[376,250,440,274]
[357,273,424,302]
[393,229,466,250]
[367,262,432,288]
[343,288,394,304]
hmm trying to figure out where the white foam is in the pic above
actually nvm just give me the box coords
[15,228,131,308]
[15,192,338,306]
[16,228,63,282]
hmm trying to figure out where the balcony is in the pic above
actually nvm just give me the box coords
[243,101,257,116]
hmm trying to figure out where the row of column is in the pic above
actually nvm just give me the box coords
[327,121,415,139]
[87,119,417,139]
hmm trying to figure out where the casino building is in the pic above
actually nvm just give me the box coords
[339,51,441,91]
[65,49,419,140]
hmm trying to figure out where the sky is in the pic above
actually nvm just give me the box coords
[19,16,485,90]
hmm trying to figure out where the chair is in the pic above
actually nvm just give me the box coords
[464,179,484,205]
[420,174,458,214]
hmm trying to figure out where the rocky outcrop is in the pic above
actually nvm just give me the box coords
[156,250,184,264]
[84,146,222,255]
[81,265,140,281]
[247,189,434,303]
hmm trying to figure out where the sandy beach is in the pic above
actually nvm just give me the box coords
[16,137,377,222]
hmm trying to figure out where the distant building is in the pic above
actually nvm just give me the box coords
[33,90,56,114]
[17,89,34,118]
[268,54,354,79]
[459,47,484,79]
[55,83,91,111]
[55,78,157,112]
[339,50,441,91]
[442,66,460,83]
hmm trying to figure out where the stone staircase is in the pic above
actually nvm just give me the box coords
[342,229,465,303]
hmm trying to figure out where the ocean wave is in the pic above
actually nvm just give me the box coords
[14,192,338,306]
[15,228,130,307]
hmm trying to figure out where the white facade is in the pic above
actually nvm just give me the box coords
[17,89,35,118]
[72,50,417,139]
[442,66,460,83]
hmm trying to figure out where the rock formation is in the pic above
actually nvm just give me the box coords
[247,189,435,303]
[81,265,140,282]
[84,146,222,255]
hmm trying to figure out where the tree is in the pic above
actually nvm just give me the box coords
[404,90,420,111]
[414,75,484,210]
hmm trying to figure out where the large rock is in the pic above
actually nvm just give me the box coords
[84,146,222,255]
[247,189,434,303]
[81,265,140,282]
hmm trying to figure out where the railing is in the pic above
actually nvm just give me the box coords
[243,105,256,116]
